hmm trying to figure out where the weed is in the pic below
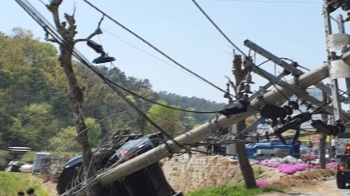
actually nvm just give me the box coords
[253,166,264,175]
[0,172,50,196]
[186,185,282,196]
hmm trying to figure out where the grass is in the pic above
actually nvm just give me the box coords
[0,172,50,196]
[186,185,283,196]
[253,166,264,175]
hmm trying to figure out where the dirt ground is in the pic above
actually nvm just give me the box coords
[40,166,339,196]
[259,168,340,196]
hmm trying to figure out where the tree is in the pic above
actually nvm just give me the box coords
[231,54,257,188]
[49,117,102,152]
[147,100,184,137]
[45,1,102,194]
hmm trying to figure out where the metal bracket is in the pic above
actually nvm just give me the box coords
[329,60,350,80]
[327,33,350,52]
[244,39,349,104]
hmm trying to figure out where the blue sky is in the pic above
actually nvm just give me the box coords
[1,0,348,103]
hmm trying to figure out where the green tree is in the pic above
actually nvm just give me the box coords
[0,69,14,90]
[19,103,57,150]
[85,118,102,147]
[49,118,102,152]
[147,100,184,137]
[49,126,80,152]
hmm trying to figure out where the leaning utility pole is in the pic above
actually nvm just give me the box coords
[232,55,257,188]
[97,64,330,188]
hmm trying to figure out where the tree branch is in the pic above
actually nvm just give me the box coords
[46,0,64,33]
[74,15,104,44]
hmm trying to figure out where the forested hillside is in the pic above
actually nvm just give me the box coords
[0,28,225,154]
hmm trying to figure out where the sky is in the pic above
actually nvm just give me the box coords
[1,0,348,104]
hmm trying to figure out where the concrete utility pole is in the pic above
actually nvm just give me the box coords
[244,40,349,104]
[324,6,350,122]
[319,90,328,169]
[243,42,350,122]
[97,64,330,187]
[337,14,350,109]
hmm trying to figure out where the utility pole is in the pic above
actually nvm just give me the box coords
[244,40,349,104]
[232,54,257,188]
[319,90,328,169]
[97,64,333,188]
[324,5,350,122]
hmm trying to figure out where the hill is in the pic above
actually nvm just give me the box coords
[0,28,225,155]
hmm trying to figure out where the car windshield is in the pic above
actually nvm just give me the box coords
[121,138,150,151]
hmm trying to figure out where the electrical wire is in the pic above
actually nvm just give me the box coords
[82,0,240,99]
[81,0,267,116]
[29,110,136,162]
[102,28,207,84]
[18,0,188,152]
[191,0,314,115]
[14,3,192,188]
[217,0,320,3]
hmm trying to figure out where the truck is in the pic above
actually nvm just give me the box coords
[335,133,350,189]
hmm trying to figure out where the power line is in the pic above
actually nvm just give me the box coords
[217,0,320,3]
[82,0,234,97]
[102,28,206,84]
[82,0,265,115]
[15,0,188,156]
[191,0,301,108]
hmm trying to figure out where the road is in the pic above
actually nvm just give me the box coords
[292,180,350,196]
[262,179,350,196]
[310,180,350,196]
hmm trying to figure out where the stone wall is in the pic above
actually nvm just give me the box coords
[161,154,239,193]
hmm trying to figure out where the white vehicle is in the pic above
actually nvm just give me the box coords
[19,164,33,173]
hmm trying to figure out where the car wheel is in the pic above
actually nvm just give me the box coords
[337,180,346,189]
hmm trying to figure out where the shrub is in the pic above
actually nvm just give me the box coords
[0,172,49,196]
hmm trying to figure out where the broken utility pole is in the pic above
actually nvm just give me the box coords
[97,63,329,188]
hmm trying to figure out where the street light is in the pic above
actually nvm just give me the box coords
[87,40,116,64]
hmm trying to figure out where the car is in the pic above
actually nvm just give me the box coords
[56,131,183,196]
[335,133,350,189]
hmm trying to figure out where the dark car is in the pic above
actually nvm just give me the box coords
[57,131,183,196]
[335,133,350,189]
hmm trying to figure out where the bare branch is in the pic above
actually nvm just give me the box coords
[74,15,104,44]
[72,2,77,17]
[64,13,78,40]
[46,0,64,33]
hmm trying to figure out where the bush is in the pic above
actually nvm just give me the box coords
[0,172,50,196]
[186,184,282,196]
[0,150,9,170]
[19,152,36,164]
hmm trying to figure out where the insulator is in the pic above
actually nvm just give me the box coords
[260,104,287,120]
[243,74,254,84]
[238,83,245,92]
[336,123,346,133]
[241,84,253,94]
[288,100,299,110]
[291,62,299,68]
[283,105,293,116]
